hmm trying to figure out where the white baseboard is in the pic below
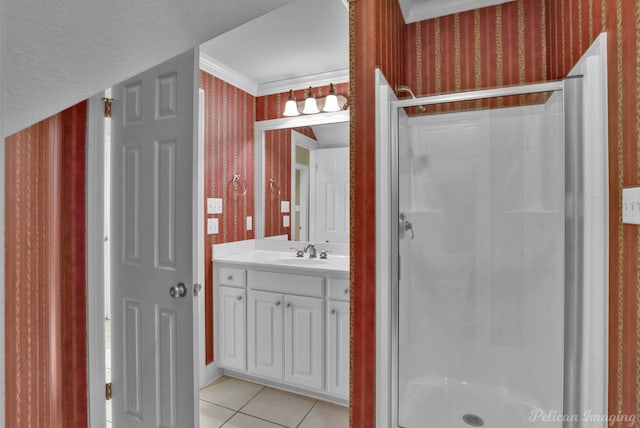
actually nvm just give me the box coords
[201,363,223,389]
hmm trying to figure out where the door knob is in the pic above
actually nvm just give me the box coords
[169,283,187,298]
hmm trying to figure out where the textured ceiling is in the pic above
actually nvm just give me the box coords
[3,0,293,136]
[200,0,348,87]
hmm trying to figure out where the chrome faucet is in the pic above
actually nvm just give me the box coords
[304,244,317,259]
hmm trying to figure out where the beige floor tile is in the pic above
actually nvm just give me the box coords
[240,387,316,427]
[298,401,349,428]
[200,400,236,427]
[222,413,283,428]
[200,377,264,410]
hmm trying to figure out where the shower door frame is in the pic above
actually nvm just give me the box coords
[387,80,578,428]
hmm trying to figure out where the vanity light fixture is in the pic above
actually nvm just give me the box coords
[302,87,320,114]
[281,84,349,117]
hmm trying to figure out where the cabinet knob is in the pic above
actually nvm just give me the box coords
[275,301,281,306]
[330,309,336,315]
[344,288,349,294]
[286,302,292,308]
[236,295,242,301]
[227,275,233,281]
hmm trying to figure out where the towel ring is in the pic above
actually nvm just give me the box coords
[269,178,281,200]
[229,173,247,197]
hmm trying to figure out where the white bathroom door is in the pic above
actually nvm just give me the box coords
[110,49,199,428]
[314,148,349,243]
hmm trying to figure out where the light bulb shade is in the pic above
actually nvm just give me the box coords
[303,97,319,114]
[322,94,341,112]
[283,99,300,116]
[303,87,320,114]
[283,90,300,116]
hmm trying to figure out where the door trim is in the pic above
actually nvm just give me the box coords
[87,93,107,428]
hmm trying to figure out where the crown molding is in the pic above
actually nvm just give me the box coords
[256,69,350,96]
[199,53,258,96]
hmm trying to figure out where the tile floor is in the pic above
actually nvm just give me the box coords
[200,376,349,428]
[105,320,348,427]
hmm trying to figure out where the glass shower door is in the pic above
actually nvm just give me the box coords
[396,91,566,428]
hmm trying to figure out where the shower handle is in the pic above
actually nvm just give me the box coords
[399,213,415,240]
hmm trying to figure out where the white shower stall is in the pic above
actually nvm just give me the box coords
[376,37,609,427]
[397,93,565,428]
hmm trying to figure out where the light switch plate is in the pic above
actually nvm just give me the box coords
[211,198,223,214]
[283,215,290,228]
[207,198,215,214]
[246,216,253,231]
[623,187,640,224]
[281,201,290,213]
[207,218,219,234]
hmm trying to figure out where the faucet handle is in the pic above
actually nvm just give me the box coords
[319,250,331,259]
[290,247,304,258]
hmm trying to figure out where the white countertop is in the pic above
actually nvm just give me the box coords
[213,250,349,275]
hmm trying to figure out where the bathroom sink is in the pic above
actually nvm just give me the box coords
[273,257,330,266]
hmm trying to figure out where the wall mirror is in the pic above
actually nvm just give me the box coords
[255,110,350,243]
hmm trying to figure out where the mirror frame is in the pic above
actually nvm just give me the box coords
[254,110,350,240]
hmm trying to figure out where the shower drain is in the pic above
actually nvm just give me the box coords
[462,414,484,427]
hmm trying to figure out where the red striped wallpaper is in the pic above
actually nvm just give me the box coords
[200,70,256,363]
[350,0,405,426]
[264,129,292,239]
[256,83,350,121]
[403,0,547,112]
[262,126,316,239]
[5,101,88,428]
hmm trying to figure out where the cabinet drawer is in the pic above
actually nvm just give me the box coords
[218,266,246,287]
[248,270,323,297]
[327,278,350,301]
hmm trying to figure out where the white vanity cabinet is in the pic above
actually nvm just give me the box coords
[284,294,324,390]
[213,256,350,404]
[217,286,246,371]
[216,267,247,371]
[326,277,350,399]
[247,289,284,380]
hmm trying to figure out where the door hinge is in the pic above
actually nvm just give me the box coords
[102,97,114,118]
[106,382,112,400]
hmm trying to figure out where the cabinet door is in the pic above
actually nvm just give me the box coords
[248,290,284,380]
[327,300,349,399]
[217,286,246,371]
[284,295,324,390]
